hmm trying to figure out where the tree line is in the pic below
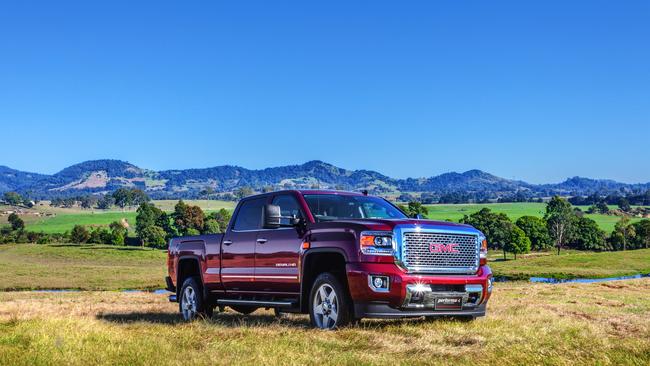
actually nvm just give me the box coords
[2,192,649,255]
[460,196,650,259]
[134,201,231,248]
[0,199,232,247]
[50,188,149,209]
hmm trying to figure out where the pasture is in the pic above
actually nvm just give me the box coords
[1,200,236,234]
[0,279,648,365]
[0,244,649,364]
[0,244,166,291]
[423,202,645,232]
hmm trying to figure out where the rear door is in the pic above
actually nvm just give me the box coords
[253,193,304,294]
[221,197,266,292]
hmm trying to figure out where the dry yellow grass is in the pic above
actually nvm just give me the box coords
[1,279,649,365]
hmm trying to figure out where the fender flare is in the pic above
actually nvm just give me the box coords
[299,247,349,311]
[176,255,204,297]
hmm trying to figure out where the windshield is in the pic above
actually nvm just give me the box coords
[303,194,407,222]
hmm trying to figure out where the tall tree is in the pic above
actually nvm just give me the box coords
[3,192,23,206]
[97,195,115,209]
[7,213,25,231]
[570,217,608,251]
[544,196,575,255]
[515,216,552,251]
[234,187,254,200]
[461,208,516,259]
[130,189,149,206]
[504,225,531,259]
[173,200,205,235]
[398,201,429,217]
[112,188,132,209]
[618,198,631,212]
[206,208,232,233]
[632,220,650,249]
[135,202,163,239]
[613,216,636,251]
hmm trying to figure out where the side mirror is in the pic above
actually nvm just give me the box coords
[263,204,282,229]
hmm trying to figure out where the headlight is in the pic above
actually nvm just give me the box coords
[479,233,488,263]
[360,231,394,256]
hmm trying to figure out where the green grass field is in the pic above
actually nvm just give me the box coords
[424,202,646,232]
[24,211,140,234]
[0,244,649,364]
[1,280,648,365]
[0,244,166,291]
[2,200,236,234]
[490,248,650,280]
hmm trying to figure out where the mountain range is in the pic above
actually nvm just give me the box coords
[1,159,649,200]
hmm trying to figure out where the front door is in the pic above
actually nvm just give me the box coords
[221,197,266,292]
[253,193,304,294]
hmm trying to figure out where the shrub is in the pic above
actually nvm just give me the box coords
[140,225,167,249]
[70,225,90,243]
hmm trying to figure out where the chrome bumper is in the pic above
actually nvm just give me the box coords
[402,283,485,309]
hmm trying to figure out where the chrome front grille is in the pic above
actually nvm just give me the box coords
[402,232,479,274]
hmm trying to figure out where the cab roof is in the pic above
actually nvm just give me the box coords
[242,189,366,200]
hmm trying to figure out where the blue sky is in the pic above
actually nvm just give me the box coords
[1,1,648,183]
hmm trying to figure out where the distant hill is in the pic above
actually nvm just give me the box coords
[1,159,648,200]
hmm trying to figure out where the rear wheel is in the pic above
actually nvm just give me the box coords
[179,277,213,320]
[309,273,351,330]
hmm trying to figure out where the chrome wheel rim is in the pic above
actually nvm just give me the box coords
[313,284,339,329]
[181,286,198,320]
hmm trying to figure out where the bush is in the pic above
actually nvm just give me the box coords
[140,225,167,249]
[70,225,90,243]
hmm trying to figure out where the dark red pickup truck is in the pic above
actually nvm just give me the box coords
[166,190,493,329]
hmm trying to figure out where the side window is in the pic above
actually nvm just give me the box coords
[233,198,266,231]
[272,195,304,226]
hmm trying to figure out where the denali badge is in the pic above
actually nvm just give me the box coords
[429,243,460,254]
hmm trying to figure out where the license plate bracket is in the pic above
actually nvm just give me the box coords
[435,297,463,310]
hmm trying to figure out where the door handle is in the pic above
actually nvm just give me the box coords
[256,238,268,244]
[223,240,233,246]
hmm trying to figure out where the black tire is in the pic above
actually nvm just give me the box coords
[229,305,258,315]
[178,277,213,320]
[309,272,352,329]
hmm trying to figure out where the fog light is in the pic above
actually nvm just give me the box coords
[368,275,389,292]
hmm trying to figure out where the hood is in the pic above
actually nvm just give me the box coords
[327,218,480,233]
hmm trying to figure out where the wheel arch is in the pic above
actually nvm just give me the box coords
[300,248,349,313]
[176,255,204,298]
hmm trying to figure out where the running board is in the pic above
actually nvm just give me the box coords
[216,299,295,308]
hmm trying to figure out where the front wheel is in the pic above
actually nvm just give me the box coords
[309,273,352,330]
[179,277,213,321]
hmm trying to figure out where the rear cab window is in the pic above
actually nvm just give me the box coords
[232,197,266,231]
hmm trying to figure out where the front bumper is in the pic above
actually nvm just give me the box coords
[346,263,492,318]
